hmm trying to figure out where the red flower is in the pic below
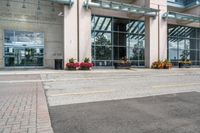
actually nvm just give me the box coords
[66,63,80,68]
[80,62,93,68]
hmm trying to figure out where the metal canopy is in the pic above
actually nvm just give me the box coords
[83,0,159,17]
[50,0,74,6]
[163,11,200,23]
[167,0,200,9]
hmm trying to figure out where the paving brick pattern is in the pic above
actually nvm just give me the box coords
[0,75,53,133]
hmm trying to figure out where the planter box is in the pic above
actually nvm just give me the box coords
[114,63,131,69]
[179,63,191,68]
[67,67,77,70]
[80,67,91,70]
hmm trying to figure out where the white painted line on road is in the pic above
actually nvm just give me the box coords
[48,90,116,97]
[152,82,200,88]
[0,73,185,84]
[152,74,185,77]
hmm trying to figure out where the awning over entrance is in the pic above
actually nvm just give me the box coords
[50,0,74,6]
[163,11,200,23]
[83,0,159,17]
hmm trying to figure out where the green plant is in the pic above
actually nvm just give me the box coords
[69,58,76,63]
[180,50,190,61]
[84,58,90,63]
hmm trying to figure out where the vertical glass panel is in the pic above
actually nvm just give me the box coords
[114,47,126,60]
[4,30,14,43]
[138,35,145,48]
[113,33,129,47]
[178,39,185,59]
[94,32,112,46]
[168,37,178,63]
[95,46,112,60]
[129,35,138,47]
[113,18,130,32]
[190,50,196,63]
[197,29,200,39]
[185,39,190,50]
[92,16,111,31]
[185,27,195,38]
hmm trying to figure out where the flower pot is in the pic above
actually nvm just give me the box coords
[179,63,191,68]
[164,64,172,69]
[79,62,93,70]
[67,67,77,70]
[80,67,91,70]
[114,63,131,69]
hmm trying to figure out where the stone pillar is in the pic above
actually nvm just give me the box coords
[145,0,167,68]
[78,0,92,62]
[64,3,78,68]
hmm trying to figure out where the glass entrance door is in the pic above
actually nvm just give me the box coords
[4,30,44,67]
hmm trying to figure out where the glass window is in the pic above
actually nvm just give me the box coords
[113,18,130,32]
[92,16,111,31]
[4,30,14,43]
[92,15,145,67]
[168,25,200,66]
[4,30,44,67]
[95,46,112,60]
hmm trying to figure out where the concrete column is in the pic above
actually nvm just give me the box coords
[78,0,92,62]
[64,2,78,67]
[145,0,167,68]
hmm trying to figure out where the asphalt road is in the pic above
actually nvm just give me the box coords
[49,92,200,133]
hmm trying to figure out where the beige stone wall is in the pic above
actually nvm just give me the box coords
[64,2,78,67]
[145,0,168,67]
[0,0,64,68]
[79,0,92,62]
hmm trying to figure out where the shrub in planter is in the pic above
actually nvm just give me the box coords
[178,60,192,68]
[152,59,172,69]
[152,60,164,69]
[163,59,173,69]
[66,58,79,70]
[80,58,93,70]
[178,50,192,68]
[114,57,131,69]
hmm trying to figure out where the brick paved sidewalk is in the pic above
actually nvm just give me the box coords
[0,75,53,133]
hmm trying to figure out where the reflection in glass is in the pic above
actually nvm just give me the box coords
[4,30,44,67]
[92,15,145,67]
[168,25,200,66]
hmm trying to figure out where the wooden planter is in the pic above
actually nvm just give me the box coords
[178,63,191,68]
[114,63,131,69]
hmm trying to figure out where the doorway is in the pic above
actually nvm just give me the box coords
[4,30,44,67]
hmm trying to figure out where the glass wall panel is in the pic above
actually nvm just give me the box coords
[168,25,200,67]
[92,15,145,67]
[4,30,44,67]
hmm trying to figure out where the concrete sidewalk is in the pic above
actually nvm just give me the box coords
[0,75,53,133]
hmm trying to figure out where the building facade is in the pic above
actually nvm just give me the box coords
[0,0,199,69]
